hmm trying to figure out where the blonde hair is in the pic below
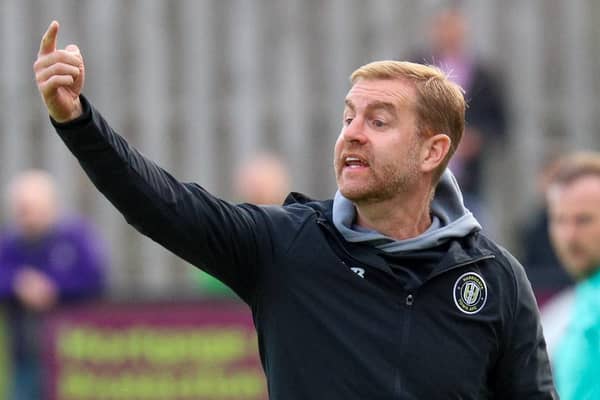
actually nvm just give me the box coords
[350,60,465,182]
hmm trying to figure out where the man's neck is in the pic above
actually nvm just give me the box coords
[354,190,433,241]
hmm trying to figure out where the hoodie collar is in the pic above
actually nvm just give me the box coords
[332,169,481,254]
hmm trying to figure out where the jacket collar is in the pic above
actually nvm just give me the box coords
[288,192,496,283]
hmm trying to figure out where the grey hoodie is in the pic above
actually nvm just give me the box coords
[332,169,481,253]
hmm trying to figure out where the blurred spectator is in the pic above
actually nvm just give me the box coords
[0,170,107,400]
[407,7,507,222]
[520,154,573,307]
[545,152,600,399]
[233,153,291,206]
[195,153,291,297]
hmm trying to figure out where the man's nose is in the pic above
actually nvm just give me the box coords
[343,118,367,144]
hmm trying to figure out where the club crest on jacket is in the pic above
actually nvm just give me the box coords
[453,272,487,314]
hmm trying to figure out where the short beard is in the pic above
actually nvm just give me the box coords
[341,158,420,205]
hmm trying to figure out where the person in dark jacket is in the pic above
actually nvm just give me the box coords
[33,21,557,399]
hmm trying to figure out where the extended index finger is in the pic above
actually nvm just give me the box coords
[39,21,59,56]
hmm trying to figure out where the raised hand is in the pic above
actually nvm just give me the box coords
[33,21,85,123]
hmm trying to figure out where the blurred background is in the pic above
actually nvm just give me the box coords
[1,0,599,398]
[1,0,599,299]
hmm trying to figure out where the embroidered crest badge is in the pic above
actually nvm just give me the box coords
[453,272,487,314]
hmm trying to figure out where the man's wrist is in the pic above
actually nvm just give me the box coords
[50,97,82,123]
[68,98,83,121]
[51,96,91,127]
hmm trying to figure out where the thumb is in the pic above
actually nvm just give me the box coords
[39,20,59,56]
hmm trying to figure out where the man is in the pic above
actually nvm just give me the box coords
[33,21,556,399]
[546,152,600,400]
[0,170,106,399]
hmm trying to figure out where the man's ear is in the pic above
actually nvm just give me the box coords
[420,133,451,173]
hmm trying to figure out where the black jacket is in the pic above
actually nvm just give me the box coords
[52,96,557,399]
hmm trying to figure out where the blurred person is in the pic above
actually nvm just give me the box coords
[33,21,556,398]
[408,7,506,222]
[546,152,600,400]
[0,170,106,400]
[233,153,290,206]
[196,153,291,297]
[520,154,573,307]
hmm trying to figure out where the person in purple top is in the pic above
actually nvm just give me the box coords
[0,169,106,400]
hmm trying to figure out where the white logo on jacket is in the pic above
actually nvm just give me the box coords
[351,267,365,278]
[453,272,487,314]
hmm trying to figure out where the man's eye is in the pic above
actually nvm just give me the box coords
[344,118,353,125]
[373,120,385,128]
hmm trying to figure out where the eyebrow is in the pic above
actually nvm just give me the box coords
[344,99,355,112]
[344,99,396,114]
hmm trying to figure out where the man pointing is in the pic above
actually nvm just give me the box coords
[34,21,557,399]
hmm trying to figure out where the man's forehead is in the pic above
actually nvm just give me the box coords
[548,176,600,208]
[345,78,415,108]
[558,176,600,196]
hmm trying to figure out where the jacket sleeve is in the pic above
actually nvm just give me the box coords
[51,96,265,303]
[492,249,558,399]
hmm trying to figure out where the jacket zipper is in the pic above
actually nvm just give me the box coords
[318,216,497,397]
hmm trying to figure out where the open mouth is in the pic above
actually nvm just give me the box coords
[344,156,369,169]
